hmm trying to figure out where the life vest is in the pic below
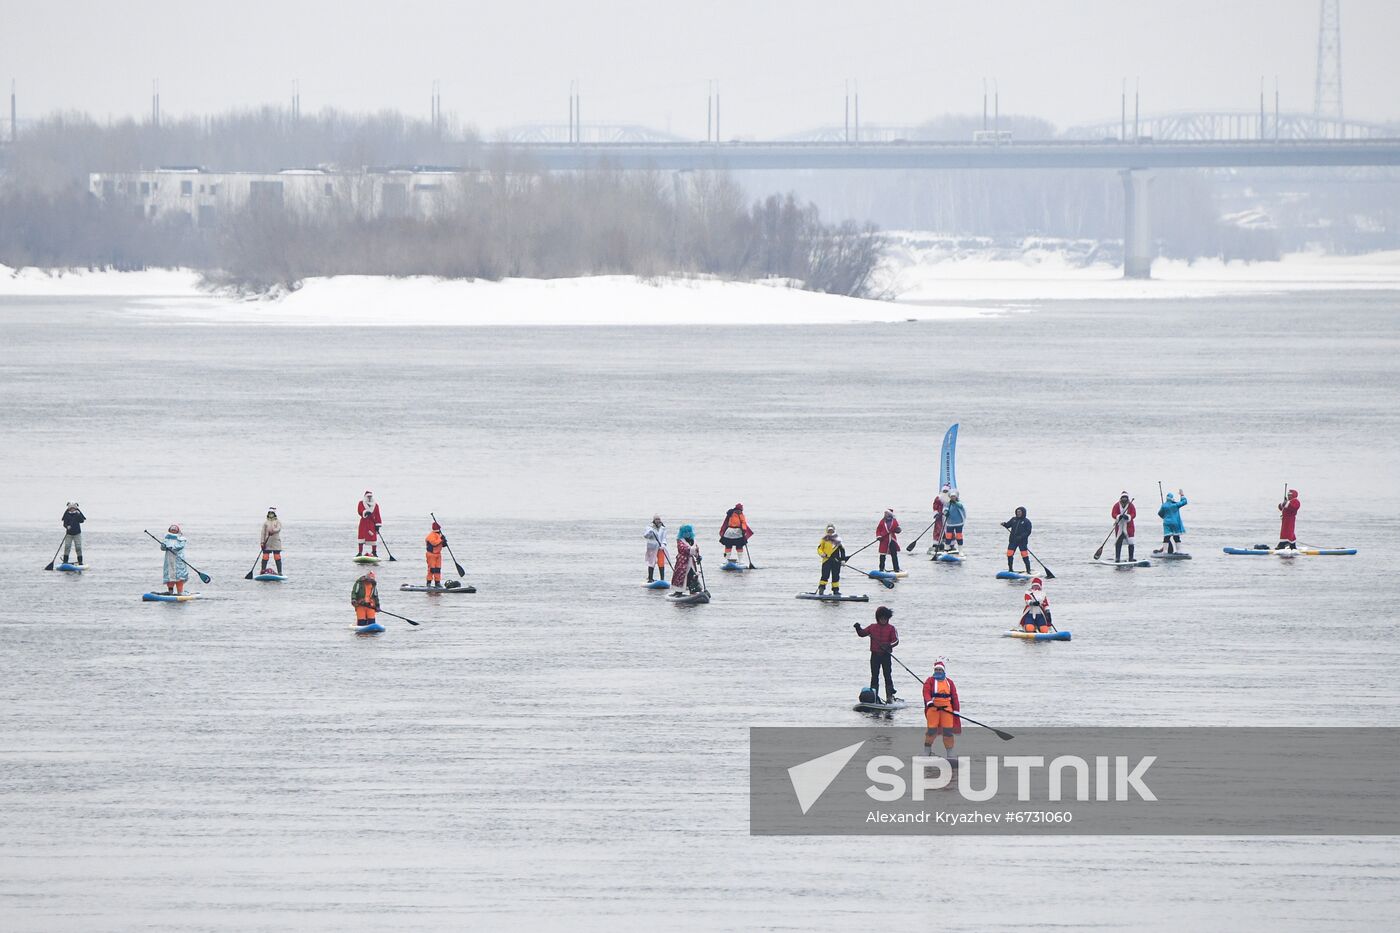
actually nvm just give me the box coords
[426,531,444,553]
[927,676,954,709]
[818,537,841,559]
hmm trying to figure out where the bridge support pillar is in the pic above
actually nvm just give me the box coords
[1120,169,1155,279]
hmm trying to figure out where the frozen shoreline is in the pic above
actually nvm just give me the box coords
[4,246,1400,325]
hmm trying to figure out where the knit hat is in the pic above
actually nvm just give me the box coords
[431,522,441,531]
[168,524,181,533]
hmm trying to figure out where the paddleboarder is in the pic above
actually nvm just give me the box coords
[1020,578,1052,633]
[1111,492,1137,562]
[817,523,847,596]
[356,491,382,558]
[670,524,702,597]
[644,514,668,583]
[876,508,902,572]
[159,524,189,595]
[929,485,950,553]
[942,489,966,553]
[424,522,447,588]
[1277,489,1300,550]
[60,502,85,566]
[1155,490,1189,555]
[854,606,899,703]
[260,507,283,575]
[922,658,961,757]
[1001,506,1033,574]
[719,503,753,565]
[351,570,380,626]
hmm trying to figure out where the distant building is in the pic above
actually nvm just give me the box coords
[88,166,480,228]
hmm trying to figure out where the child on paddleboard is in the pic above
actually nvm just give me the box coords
[1001,506,1033,574]
[1155,491,1188,555]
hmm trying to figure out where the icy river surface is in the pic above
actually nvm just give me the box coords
[1,291,1398,930]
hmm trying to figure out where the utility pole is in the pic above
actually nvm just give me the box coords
[844,80,850,143]
[853,80,859,143]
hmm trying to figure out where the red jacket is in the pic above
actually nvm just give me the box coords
[357,502,382,537]
[922,675,962,733]
[1278,495,1300,539]
[876,515,902,554]
[1111,500,1137,537]
[856,621,899,653]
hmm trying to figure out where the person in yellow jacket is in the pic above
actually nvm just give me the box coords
[817,524,847,596]
[424,522,448,588]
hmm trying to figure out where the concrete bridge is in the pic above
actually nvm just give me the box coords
[500,137,1400,277]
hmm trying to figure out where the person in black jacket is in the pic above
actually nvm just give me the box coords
[61,502,86,565]
[1001,506,1032,574]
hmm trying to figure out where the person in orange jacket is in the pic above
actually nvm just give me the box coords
[424,522,448,588]
[351,571,379,625]
[719,502,753,564]
[923,657,961,757]
[1020,577,1052,633]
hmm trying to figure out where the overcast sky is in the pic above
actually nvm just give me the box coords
[3,0,1395,137]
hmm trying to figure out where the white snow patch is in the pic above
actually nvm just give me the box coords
[0,264,205,297]
[125,274,992,326]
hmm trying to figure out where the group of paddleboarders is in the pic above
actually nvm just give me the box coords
[852,609,963,756]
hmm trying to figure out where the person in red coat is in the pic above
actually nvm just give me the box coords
[855,606,899,703]
[357,491,383,557]
[1277,489,1301,549]
[876,508,902,573]
[1111,491,1137,562]
[923,657,961,756]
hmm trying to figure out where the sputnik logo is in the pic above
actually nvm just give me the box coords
[787,741,866,815]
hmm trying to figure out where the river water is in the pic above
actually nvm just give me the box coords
[1,291,1397,930]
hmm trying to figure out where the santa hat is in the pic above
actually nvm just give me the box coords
[1030,577,1043,588]
[933,657,947,669]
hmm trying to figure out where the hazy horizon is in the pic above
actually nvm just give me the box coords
[3,0,1397,138]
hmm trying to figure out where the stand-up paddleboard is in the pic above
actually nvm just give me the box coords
[352,555,381,565]
[796,592,870,602]
[669,590,711,605]
[399,583,476,593]
[932,551,964,564]
[996,569,1034,581]
[142,592,201,602]
[56,562,85,573]
[887,571,909,578]
[854,697,907,713]
[253,573,288,582]
[720,561,747,572]
[1223,546,1357,556]
[868,569,898,582]
[1151,551,1192,560]
[1003,629,1072,642]
[354,621,385,634]
[644,579,670,589]
[1092,558,1151,568]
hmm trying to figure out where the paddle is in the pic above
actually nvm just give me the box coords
[845,538,878,561]
[373,606,420,626]
[143,530,212,584]
[905,520,938,552]
[744,542,757,570]
[1093,497,1134,561]
[695,549,711,596]
[1025,547,1056,580]
[1158,480,1165,505]
[376,529,398,562]
[243,548,264,580]
[43,538,65,571]
[890,654,1014,741]
[430,512,467,577]
[843,560,896,590]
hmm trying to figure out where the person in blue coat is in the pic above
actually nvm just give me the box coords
[1155,490,1189,555]
[941,489,967,553]
[160,524,190,595]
